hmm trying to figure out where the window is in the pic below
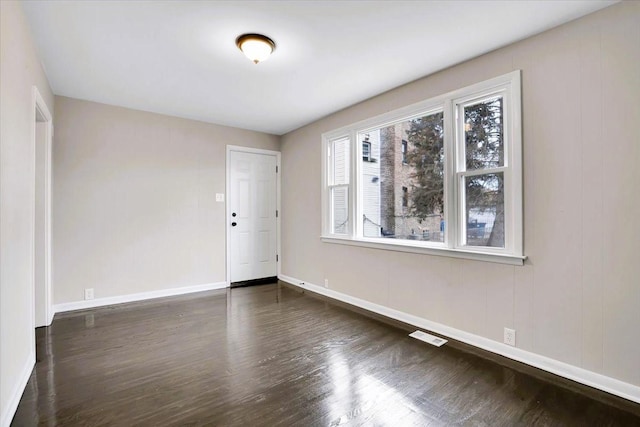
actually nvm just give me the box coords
[362,139,372,162]
[401,140,408,164]
[327,136,350,235]
[359,111,444,242]
[459,95,505,248]
[322,71,524,264]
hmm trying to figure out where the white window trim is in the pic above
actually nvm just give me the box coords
[321,71,525,266]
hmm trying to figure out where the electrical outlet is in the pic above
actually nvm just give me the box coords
[504,327,516,347]
[84,288,94,300]
[324,279,329,288]
[215,193,224,202]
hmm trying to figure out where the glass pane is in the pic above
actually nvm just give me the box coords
[359,111,445,243]
[464,172,504,248]
[464,96,504,170]
[332,137,349,185]
[331,186,349,234]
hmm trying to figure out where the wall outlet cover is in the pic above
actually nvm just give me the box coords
[504,327,516,347]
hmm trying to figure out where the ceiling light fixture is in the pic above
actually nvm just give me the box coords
[235,33,276,64]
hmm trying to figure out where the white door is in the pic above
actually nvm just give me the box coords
[229,150,278,283]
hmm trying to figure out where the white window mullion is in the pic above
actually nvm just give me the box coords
[458,173,467,248]
[444,99,457,249]
[454,100,468,249]
[322,139,330,235]
[351,130,360,239]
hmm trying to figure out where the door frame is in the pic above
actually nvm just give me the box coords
[31,86,53,331]
[225,145,281,286]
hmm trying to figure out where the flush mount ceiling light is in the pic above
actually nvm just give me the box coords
[235,33,276,64]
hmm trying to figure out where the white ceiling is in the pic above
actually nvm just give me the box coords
[22,1,616,135]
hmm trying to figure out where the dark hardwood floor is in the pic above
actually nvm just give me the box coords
[12,282,640,426]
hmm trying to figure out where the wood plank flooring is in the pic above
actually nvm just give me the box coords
[11,282,640,426]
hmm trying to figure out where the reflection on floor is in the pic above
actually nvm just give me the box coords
[12,282,640,426]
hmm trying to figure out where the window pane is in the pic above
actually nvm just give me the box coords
[464,96,504,170]
[360,111,444,243]
[332,137,349,185]
[463,172,504,248]
[331,186,349,234]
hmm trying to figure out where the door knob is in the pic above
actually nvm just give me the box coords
[231,222,237,227]
[232,212,237,217]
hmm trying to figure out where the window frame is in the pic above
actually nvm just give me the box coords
[321,71,524,265]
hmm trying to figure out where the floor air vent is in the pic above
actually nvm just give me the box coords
[409,330,447,347]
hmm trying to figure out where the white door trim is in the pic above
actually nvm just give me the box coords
[31,86,53,334]
[225,145,281,286]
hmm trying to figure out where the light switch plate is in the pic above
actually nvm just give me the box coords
[216,193,224,202]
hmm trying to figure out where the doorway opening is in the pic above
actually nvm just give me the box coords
[32,87,53,334]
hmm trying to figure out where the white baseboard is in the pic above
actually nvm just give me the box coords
[53,282,228,314]
[1,351,35,427]
[278,274,640,405]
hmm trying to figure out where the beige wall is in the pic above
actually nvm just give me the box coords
[53,97,279,304]
[0,1,55,424]
[280,1,640,390]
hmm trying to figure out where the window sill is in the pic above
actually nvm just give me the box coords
[321,236,526,266]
